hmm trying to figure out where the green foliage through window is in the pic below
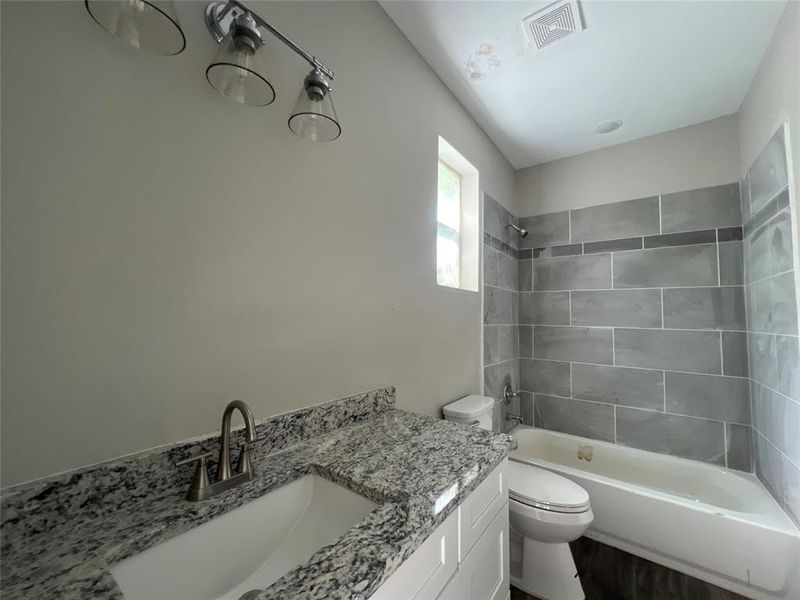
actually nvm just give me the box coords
[437,160,461,287]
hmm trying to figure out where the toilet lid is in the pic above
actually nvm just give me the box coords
[442,395,494,419]
[508,460,590,513]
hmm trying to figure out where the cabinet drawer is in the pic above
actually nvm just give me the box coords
[438,502,509,600]
[459,459,507,561]
[370,509,459,600]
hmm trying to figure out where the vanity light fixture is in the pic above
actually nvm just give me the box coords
[288,68,341,142]
[85,0,186,56]
[206,11,275,106]
[85,0,341,141]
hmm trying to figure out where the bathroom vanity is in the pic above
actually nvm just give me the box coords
[0,387,514,600]
[372,459,509,600]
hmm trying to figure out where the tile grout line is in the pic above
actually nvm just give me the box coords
[612,328,616,365]
[568,290,573,326]
[483,357,519,369]
[723,422,729,468]
[536,391,752,426]
[569,361,573,400]
[522,324,750,333]
[568,210,572,244]
[751,378,800,408]
[745,325,799,339]
[719,330,725,375]
[518,284,750,292]
[662,370,667,413]
[745,267,796,288]
[529,237,741,259]
[610,251,615,289]
[754,428,800,472]
[529,357,748,380]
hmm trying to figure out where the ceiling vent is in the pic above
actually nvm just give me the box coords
[523,0,584,50]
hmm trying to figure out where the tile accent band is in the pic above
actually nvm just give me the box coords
[742,184,789,238]
[524,227,743,260]
[484,232,518,259]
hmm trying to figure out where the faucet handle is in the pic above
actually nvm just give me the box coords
[503,382,520,405]
[177,452,213,501]
[236,441,258,475]
[176,451,214,467]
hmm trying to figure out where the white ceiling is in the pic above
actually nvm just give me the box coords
[379,0,788,169]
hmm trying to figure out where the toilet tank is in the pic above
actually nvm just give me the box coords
[442,395,495,430]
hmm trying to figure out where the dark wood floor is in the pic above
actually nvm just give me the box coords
[510,585,542,600]
[509,537,750,600]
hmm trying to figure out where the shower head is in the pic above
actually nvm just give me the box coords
[505,223,528,239]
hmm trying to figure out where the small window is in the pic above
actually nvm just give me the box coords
[437,137,479,291]
[437,160,462,288]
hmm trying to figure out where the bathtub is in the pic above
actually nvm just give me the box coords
[510,426,800,600]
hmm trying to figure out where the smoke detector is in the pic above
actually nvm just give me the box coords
[522,0,584,50]
[594,119,623,134]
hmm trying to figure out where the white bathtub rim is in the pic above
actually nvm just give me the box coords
[510,453,794,535]
[509,426,799,536]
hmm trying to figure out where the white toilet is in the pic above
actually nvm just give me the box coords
[443,395,594,600]
[507,460,593,600]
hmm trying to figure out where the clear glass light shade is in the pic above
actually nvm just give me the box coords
[205,32,275,107]
[85,0,185,55]
[288,87,341,142]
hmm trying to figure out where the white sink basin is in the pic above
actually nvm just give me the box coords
[111,474,378,600]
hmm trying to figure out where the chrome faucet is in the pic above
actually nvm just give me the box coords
[177,400,259,501]
[503,382,520,405]
[506,412,524,425]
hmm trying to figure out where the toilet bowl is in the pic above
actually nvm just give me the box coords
[440,395,594,599]
[507,460,593,600]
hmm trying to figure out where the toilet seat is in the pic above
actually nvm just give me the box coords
[508,460,590,514]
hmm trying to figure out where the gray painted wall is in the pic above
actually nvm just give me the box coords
[0,1,514,487]
[742,125,800,525]
[505,184,753,470]
[514,115,742,217]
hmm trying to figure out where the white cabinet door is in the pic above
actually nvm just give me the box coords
[438,502,509,600]
[369,460,509,600]
[459,460,508,562]
[370,509,459,600]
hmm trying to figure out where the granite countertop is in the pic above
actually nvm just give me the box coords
[1,394,514,599]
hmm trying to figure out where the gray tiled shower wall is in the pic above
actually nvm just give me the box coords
[483,194,525,429]
[486,183,757,471]
[742,125,800,526]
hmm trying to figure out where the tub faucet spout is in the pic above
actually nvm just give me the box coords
[506,413,524,425]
